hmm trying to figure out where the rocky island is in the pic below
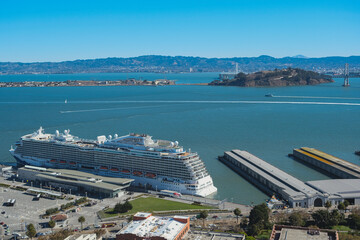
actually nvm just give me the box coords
[209,68,334,87]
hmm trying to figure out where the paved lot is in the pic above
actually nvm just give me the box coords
[0,187,69,232]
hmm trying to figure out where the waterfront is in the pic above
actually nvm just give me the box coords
[0,73,359,205]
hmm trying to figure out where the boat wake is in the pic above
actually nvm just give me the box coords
[272,95,360,100]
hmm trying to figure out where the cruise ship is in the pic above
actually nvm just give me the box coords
[10,127,217,197]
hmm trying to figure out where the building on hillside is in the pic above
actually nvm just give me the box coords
[65,234,99,240]
[269,225,338,240]
[116,212,190,240]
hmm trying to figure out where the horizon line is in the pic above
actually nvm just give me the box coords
[1,54,360,64]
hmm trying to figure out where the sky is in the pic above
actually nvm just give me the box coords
[1,0,360,62]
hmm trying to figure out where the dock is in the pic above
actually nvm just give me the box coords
[219,150,322,208]
[293,147,360,179]
[219,149,360,208]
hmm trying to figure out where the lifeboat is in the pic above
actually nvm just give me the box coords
[121,169,130,174]
[69,161,76,165]
[100,166,108,170]
[50,159,57,163]
[59,160,66,164]
[133,171,143,176]
[110,167,119,172]
[145,173,156,178]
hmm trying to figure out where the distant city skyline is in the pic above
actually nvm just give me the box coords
[1,0,359,62]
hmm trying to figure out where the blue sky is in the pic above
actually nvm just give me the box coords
[1,0,359,62]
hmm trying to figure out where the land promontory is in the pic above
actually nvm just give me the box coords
[209,68,334,87]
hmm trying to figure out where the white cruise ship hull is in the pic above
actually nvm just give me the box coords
[11,152,217,197]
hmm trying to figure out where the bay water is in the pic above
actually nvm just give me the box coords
[0,73,359,205]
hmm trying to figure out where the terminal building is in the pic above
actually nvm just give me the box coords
[17,165,133,198]
[219,149,360,208]
[116,212,190,240]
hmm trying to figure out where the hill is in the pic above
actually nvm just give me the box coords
[209,68,334,87]
[0,55,359,75]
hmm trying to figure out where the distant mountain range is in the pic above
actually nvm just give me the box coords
[1,55,360,75]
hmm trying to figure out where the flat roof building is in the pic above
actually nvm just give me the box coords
[18,165,134,198]
[117,212,190,240]
[270,225,338,240]
[65,234,98,240]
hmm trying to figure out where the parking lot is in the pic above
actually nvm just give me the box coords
[0,187,69,232]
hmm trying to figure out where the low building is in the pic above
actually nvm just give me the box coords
[65,234,99,240]
[270,225,338,240]
[17,165,134,198]
[116,212,190,240]
[51,214,68,225]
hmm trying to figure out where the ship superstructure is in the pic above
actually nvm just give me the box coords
[10,127,217,197]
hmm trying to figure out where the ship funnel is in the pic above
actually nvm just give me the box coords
[64,130,68,135]
[174,141,179,146]
[114,134,118,139]
[55,130,59,137]
[108,135,112,140]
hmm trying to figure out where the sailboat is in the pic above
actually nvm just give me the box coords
[64,99,68,104]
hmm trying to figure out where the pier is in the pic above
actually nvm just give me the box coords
[219,149,360,208]
[219,150,322,208]
[293,147,360,179]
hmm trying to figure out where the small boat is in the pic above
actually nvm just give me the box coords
[99,166,108,170]
[65,99,68,104]
[50,159,57,163]
[110,167,119,172]
[265,94,274,97]
[145,173,156,178]
[59,160,66,164]
[133,171,143,176]
[121,169,130,174]
[355,151,360,156]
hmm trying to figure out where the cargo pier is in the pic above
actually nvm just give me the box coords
[293,147,360,179]
[219,149,360,208]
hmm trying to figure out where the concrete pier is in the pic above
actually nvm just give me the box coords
[219,149,360,208]
[219,150,323,208]
[293,147,360,179]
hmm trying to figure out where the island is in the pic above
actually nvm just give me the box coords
[209,68,334,87]
[0,79,175,88]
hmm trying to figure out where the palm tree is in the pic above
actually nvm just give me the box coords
[199,210,208,228]
[234,208,241,223]
[78,216,85,230]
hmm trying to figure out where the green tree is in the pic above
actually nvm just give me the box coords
[234,208,242,223]
[325,201,332,209]
[289,212,305,227]
[26,223,37,239]
[344,200,350,210]
[338,202,345,211]
[114,202,124,213]
[329,209,343,226]
[48,220,56,232]
[312,210,332,229]
[78,216,85,230]
[348,214,360,230]
[199,210,208,228]
[123,200,133,211]
[247,203,270,236]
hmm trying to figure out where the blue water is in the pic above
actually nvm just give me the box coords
[0,73,359,205]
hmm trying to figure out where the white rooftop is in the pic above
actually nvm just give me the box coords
[307,179,360,198]
[119,215,188,240]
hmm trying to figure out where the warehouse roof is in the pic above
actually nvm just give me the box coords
[306,179,360,198]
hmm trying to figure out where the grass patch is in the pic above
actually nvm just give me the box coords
[332,225,352,232]
[256,229,272,240]
[101,197,214,218]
